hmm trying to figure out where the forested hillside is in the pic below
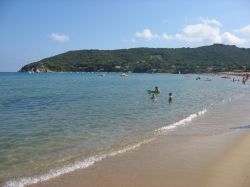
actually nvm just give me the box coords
[20,44,250,73]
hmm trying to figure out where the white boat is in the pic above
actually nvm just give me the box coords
[205,78,212,81]
[120,72,128,77]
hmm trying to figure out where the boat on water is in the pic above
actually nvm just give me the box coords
[204,78,212,81]
[120,72,128,77]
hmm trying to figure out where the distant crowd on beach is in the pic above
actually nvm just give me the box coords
[220,72,249,84]
[228,73,249,84]
[196,73,249,85]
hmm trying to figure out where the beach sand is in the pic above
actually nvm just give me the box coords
[28,130,250,187]
[203,132,250,187]
[29,98,250,187]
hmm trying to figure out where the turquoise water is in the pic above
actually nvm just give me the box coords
[0,72,248,186]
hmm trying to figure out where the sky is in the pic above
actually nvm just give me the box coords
[0,0,250,72]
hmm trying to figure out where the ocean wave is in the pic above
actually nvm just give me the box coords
[155,108,207,134]
[3,139,153,187]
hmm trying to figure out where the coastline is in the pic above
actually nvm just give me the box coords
[27,96,250,187]
[220,71,250,77]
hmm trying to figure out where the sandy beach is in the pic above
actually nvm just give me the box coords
[29,97,250,187]
[220,71,250,77]
[203,132,250,187]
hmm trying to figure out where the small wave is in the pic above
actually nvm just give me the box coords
[4,139,153,187]
[4,109,207,187]
[155,109,207,134]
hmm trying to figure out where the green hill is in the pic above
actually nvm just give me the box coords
[19,44,250,73]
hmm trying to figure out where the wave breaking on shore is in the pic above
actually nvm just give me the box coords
[155,109,207,134]
[4,109,208,187]
[3,139,153,187]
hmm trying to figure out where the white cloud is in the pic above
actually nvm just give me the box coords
[222,32,246,45]
[50,33,70,43]
[134,19,248,46]
[200,18,222,27]
[237,24,250,36]
[162,33,173,40]
[135,29,158,40]
[177,23,222,43]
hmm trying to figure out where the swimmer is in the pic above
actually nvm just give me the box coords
[151,93,156,100]
[155,86,160,93]
[168,92,173,103]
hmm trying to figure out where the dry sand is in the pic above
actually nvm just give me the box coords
[203,132,250,187]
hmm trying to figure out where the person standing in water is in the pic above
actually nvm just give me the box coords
[155,86,160,93]
[150,94,155,100]
[168,92,173,103]
[150,93,157,103]
[242,77,246,84]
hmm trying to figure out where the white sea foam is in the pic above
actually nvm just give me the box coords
[223,97,232,103]
[155,109,207,134]
[4,139,153,187]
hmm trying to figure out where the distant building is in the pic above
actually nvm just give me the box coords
[115,65,121,69]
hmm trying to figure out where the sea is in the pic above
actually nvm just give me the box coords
[0,72,249,187]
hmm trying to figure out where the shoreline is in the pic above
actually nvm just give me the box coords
[220,71,250,77]
[4,109,208,187]
[27,97,250,187]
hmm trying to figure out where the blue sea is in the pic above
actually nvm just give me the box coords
[0,72,249,187]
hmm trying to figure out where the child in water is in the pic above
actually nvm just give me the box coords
[151,93,156,100]
[168,92,173,103]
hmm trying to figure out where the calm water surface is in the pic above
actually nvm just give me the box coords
[0,72,249,186]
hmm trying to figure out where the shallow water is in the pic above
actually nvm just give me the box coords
[0,72,249,186]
